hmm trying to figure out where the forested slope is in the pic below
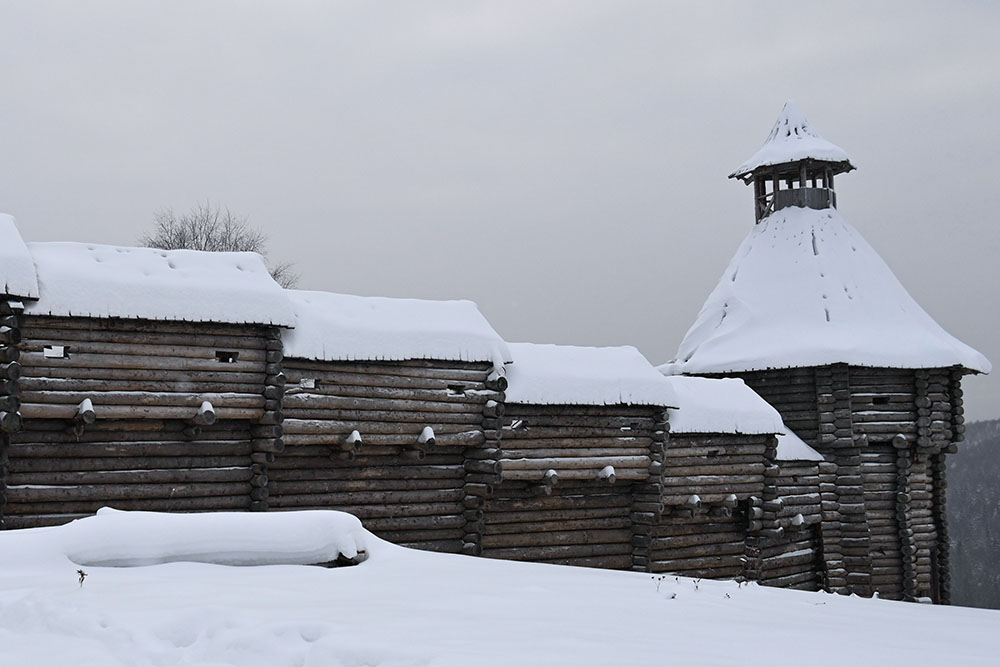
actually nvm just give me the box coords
[948,418,1000,609]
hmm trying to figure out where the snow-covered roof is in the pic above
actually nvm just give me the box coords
[775,430,824,462]
[730,101,853,180]
[660,375,783,435]
[0,214,39,299]
[504,343,678,407]
[283,290,511,365]
[24,242,296,326]
[664,207,990,375]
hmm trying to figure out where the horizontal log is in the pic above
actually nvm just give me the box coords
[7,454,251,473]
[507,404,659,418]
[20,365,264,385]
[282,419,479,436]
[6,481,252,503]
[21,315,269,338]
[7,468,252,486]
[19,351,266,374]
[483,515,630,534]
[482,542,632,561]
[481,528,632,549]
[486,493,632,513]
[363,514,465,531]
[501,456,651,471]
[8,440,253,458]
[501,468,647,482]
[271,482,463,500]
[661,474,764,486]
[497,437,653,451]
[285,359,490,382]
[19,403,264,421]
[21,390,264,409]
[4,495,253,515]
[283,368,490,393]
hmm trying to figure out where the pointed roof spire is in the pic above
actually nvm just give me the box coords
[730,101,854,180]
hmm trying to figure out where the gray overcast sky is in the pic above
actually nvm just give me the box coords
[2,2,998,420]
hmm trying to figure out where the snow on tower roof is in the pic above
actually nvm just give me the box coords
[0,214,39,299]
[659,375,783,436]
[24,242,295,326]
[730,101,854,180]
[504,343,678,407]
[283,290,511,365]
[663,207,990,375]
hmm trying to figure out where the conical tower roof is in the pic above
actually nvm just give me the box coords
[730,101,854,180]
[663,206,990,375]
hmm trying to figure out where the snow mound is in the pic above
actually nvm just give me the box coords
[0,214,39,299]
[730,100,853,179]
[25,242,295,326]
[59,508,367,567]
[660,375,783,435]
[776,430,824,461]
[665,207,990,375]
[283,289,511,365]
[505,342,677,407]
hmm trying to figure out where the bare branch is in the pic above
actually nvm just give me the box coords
[140,202,296,288]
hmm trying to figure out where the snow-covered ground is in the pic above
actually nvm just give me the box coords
[0,510,995,666]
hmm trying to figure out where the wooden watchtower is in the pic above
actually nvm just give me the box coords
[664,102,990,603]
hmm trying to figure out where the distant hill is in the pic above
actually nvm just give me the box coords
[948,418,1000,609]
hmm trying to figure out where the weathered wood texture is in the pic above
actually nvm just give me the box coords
[662,434,770,505]
[3,419,256,528]
[271,358,498,553]
[17,316,272,422]
[726,363,965,602]
[480,483,635,570]
[477,404,664,569]
[645,433,773,582]
[759,461,831,591]
[648,509,751,579]
[0,302,24,527]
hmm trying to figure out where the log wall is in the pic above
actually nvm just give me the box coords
[270,358,499,553]
[730,363,966,603]
[649,433,772,580]
[759,460,834,591]
[1,314,280,528]
[0,299,25,527]
[480,404,663,570]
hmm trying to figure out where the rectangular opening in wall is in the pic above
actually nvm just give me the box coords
[299,378,316,389]
[215,350,239,363]
[447,384,466,396]
[872,396,890,406]
[43,345,69,359]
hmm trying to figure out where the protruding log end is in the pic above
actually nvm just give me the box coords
[75,398,97,425]
[485,370,508,392]
[0,410,23,433]
[417,426,436,448]
[598,465,616,484]
[192,401,217,426]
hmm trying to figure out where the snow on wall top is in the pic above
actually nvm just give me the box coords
[0,214,39,299]
[663,207,991,375]
[730,101,853,179]
[660,375,783,435]
[24,242,296,326]
[504,343,678,407]
[776,431,824,461]
[283,290,511,365]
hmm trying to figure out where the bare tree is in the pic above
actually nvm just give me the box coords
[140,202,298,288]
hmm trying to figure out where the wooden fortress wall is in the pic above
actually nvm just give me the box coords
[270,358,502,554]
[734,364,964,602]
[0,301,967,604]
[0,311,283,529]
[480,403,665,571]
[650,433,772,580]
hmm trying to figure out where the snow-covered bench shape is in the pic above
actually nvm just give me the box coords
[58,508,368,568]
